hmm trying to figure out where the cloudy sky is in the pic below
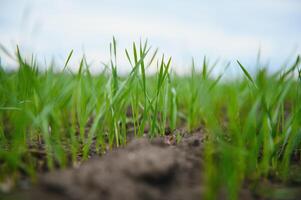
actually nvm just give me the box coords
[1,0,301,74]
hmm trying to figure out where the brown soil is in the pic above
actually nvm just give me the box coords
[2,131,301,200]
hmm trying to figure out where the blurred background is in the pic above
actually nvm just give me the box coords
[0,0,301,74]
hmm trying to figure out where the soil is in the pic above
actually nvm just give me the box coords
[2,130,301,200]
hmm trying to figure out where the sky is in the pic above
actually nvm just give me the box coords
[1,0,301,74]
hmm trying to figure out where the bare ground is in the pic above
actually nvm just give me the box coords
[2,130,301,200]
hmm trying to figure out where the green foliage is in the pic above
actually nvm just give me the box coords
[0,39,301,199]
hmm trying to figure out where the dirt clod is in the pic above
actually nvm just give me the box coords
[30,132,205,200]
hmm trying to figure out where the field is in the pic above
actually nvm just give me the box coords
[1,39,301,200]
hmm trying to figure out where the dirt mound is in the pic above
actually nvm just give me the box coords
[0,132,201,200]
[37,133,204,200]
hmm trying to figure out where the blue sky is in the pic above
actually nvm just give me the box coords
[1,0,301,74]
